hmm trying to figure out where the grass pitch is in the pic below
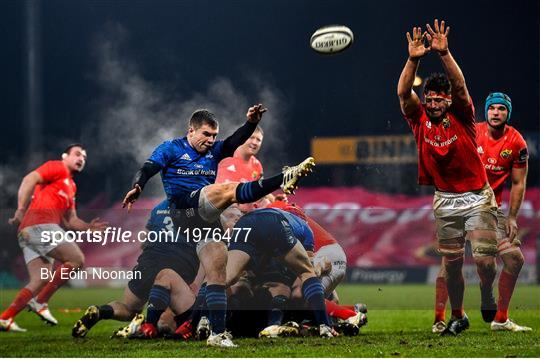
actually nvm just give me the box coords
[0,284,539,357]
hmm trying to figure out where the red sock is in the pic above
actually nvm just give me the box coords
[494,271,518,323]
[325,299,357,320]
[36,264,74,304]
[434,277,448,322]
[0,287,33,320]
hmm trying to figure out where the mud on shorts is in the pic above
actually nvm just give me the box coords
[18,224,66,264]
[313,243,347,296]
[433,184,498,257]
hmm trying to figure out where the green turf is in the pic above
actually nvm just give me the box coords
[1,284,539,357]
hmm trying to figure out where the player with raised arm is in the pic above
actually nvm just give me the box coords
[122,106,314,347]
[397,20,499,336]
[0,144,107,332]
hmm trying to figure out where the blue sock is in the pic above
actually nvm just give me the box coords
[191,283,207,326]
[147,285,170,326]
[302,277,330,326]
[268,295,288,326]
[235,174,283,203]
[206,284,227,334]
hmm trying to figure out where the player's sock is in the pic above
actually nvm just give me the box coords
[494,271,518,323]
[98,304,114,320]
[36,263,74,303]
[190,284,207,326]
[174,307,194,327]
[324,299,356,320]
[478,270,496,306]
[434,277,448,322]
[302,277,330,326]
[0,287,33,320]
[235,174,283,203]
[446,257,464,319]
[205,284,227,334]
[146,285,170,326]
[268,295,288,326]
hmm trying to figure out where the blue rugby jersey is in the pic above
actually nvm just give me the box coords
[143,199,190,254]
[257,208,314,252]
[148,137,225,198]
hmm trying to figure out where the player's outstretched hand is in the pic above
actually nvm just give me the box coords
[122,184,142,212]
[246,104,267,123]
[426,19,450,54]
[406,26,430,59]
[89,217,109,232]
[8,209,25,226]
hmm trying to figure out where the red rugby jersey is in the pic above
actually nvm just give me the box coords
[19,160,77,231]
[215,151,263,184]
[405,100,487,192]
[476,122,528,206]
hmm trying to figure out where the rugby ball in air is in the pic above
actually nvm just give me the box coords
[310,25,354,54]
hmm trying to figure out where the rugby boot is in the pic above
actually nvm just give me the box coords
[281,157,315,194]
[27,298,58,325]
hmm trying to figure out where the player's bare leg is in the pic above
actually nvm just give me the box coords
[225,250,252,288]
[281,242,338,337]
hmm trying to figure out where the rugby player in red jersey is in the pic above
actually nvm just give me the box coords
[397,20,499,336]
[0,144,107,332]
[216,125,264,184]
[432,93,531,332]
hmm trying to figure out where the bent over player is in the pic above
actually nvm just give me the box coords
[397,20,498,336]
[1,144,107,332]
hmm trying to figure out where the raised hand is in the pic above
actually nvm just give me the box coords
[406,26,430,59]
[246,104,267,123]
[426,19,450,54]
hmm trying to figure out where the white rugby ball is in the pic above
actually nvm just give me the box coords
[310,25,354,54]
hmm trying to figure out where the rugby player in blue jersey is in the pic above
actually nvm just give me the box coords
[225,207,339,338]
[72,200,197,338]
[122,105,314,347]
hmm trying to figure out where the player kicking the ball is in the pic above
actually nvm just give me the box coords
[122,105,314,347]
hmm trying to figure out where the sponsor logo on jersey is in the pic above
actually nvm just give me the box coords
[500,149,512,159]
[206,153,213,159]
[226,164,236,172]
[426,121,432,129]
[442,118,451,128]
[423,134,458,148]
[194,164,203,169]
[477,146,484,154]
[487,158,496,164]
[181,153,192,161]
